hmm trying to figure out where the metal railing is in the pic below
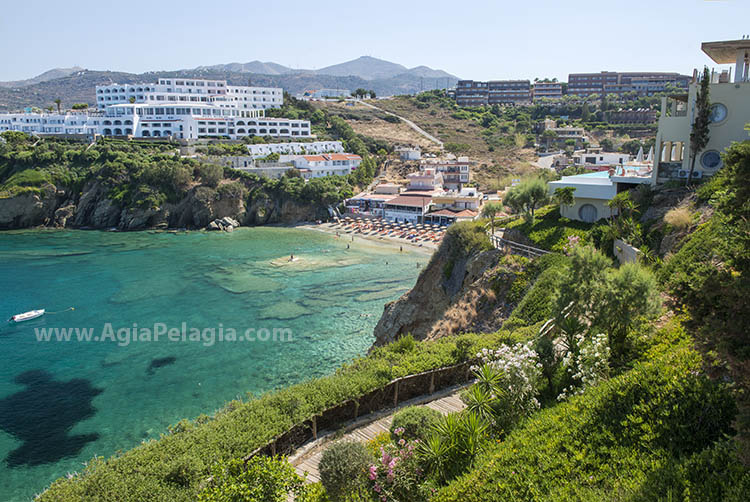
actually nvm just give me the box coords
[489,233,550,258]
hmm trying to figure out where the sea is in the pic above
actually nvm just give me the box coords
[0,227,423,501]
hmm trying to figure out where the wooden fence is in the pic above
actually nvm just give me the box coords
[243,361,475,461]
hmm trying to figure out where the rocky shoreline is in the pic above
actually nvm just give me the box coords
[0,181,325,232]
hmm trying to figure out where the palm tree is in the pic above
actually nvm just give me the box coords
[54,99,62,113]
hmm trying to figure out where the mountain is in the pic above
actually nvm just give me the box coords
[192,61,294,75]
[0,57,460,111]
[188,56,458,82]
[0,67,86,88]
[315,56,408,80]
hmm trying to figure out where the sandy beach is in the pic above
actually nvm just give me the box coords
[296,221,438,256]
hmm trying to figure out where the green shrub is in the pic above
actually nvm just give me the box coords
[390,406,443,442]
[198,164,223,188]
[318,442,372,502]
[199,456,303,502]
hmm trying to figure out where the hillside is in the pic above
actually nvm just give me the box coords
[0,66,85,88]
[317,93,537,189]
[0,58,459,112]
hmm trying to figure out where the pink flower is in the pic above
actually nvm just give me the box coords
[394,427,405,436]
[374,483,382,493]
[368,465,377,481]
[398,438,406,446]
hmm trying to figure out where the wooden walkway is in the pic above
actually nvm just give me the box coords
[289,386,467,484]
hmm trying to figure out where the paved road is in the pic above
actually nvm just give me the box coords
[357,100,444,149]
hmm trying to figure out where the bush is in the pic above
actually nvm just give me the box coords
[198,163,224,188]
[319,442,372,502]
[390,406,443,442]
[664,206,693,230]
[198,456,303,502]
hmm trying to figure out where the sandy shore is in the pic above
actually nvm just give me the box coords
[296,222,437,256]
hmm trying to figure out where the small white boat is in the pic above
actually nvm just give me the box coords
[9,309,45,322]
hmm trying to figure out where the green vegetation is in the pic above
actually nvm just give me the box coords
[503,177,549,219]
[441,221,493,279]
[319,442,372,502]
[199,456,304,502]
[688,67,712,185]
[436,326,743,501]
[38,323,537,501]
[504,205,593,252]
[0,133,375,221]
[390,406,443,442]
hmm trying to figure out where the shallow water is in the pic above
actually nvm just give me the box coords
[0,227,422,501]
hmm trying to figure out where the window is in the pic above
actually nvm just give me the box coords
[709,103,728,124]
[700,150,722,170]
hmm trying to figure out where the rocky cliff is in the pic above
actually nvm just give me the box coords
[373,224,525,346]
[0,181,323,231]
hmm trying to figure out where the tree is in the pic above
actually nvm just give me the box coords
[54,98,62,113]
[688,67,712,186]
[71,103,88,110]
[554,186,576,208]
[600,138,614,151]
[369,89,376,99]
[481,202,503,235]
[581,102,591,122]
[504,178,549,219]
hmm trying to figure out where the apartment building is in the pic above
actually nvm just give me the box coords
[96,78,283,111]
[455,80,531,106]
[567,71,690,97]
[423,157,472,190]
[532,81,563,100]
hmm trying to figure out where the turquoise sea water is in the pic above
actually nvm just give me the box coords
[0,228,423,501]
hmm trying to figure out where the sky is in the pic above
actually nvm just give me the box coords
[2,0,749,82]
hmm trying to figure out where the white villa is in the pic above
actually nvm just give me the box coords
[548,37,750,222]
[0,77,311,141]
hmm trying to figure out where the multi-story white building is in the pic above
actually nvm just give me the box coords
[95,77,283,111]
[246,141,344,158]
[279,153,362,178]
[0,77,307,141]
[0,110,101,135]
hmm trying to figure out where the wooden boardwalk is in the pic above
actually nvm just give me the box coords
[290,386,467,484]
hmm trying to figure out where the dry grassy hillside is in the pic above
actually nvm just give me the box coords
[314,98,538,190]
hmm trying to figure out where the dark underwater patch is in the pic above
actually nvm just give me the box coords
[147,356,176,375]
[0,369,102,467]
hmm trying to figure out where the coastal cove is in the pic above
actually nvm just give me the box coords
[0,227,423,502]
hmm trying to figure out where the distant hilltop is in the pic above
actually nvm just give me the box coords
[0,57,459,111]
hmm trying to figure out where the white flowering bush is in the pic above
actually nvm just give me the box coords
[471,342,543,430]
[558,332,610,401]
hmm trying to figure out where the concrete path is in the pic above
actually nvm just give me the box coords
[289,385,467,484]
[357,100,444,149]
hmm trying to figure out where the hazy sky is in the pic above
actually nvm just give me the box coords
[2,0,748,82]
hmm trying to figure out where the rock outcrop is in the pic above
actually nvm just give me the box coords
[0,181,322,231]
[373,230,523,347]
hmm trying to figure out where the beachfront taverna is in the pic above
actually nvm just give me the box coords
[549,37,750,222]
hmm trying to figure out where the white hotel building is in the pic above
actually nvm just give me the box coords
[0,77,311,141]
